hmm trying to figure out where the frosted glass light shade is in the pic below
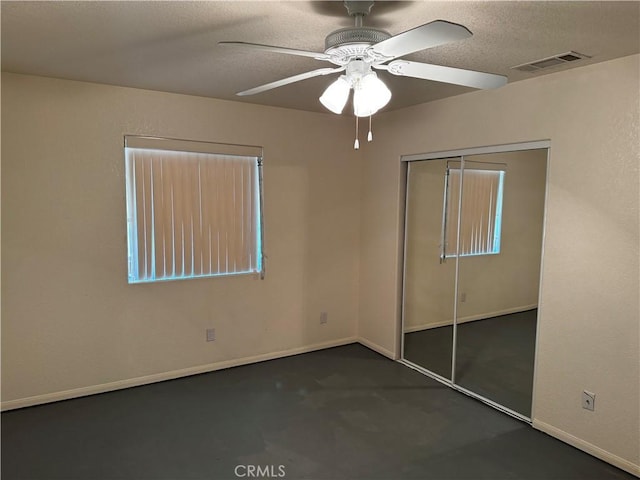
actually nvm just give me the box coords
[353,72,391,117]
[319,76,351,114]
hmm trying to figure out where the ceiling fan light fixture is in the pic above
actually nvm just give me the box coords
[319,76,351,114]
[353,72,391,117]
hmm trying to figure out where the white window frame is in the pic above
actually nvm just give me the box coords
[124,136,265,284]
[443,167,505,259]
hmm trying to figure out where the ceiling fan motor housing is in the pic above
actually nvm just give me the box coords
[324,27,391,65]
[325,27,390,50]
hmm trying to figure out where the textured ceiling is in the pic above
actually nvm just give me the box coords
[2,1,639,114]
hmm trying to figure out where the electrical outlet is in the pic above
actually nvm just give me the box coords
[206,328,216,342]
[582,390,595,411]
[320,312,328,324]
[460,292,467,303]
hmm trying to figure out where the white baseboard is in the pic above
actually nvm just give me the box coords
[357,336,397,359]
[404,304,538,333]
[1,336,359,411]
[533,419,640,477]
[404,319,452,332]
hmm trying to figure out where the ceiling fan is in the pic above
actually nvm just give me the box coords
[220,1,507,147]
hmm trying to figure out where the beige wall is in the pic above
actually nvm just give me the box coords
[404,150,547,331]
[1,73,361,406]
[358,54,639,472]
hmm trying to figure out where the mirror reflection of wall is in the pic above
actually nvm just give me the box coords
[403,158,457,379]
[402,148,547,420]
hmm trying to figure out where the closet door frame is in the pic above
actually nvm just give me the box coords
[399,140,551,423]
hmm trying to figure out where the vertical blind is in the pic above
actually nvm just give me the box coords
[445,168,505,257]
[125,142,262,283]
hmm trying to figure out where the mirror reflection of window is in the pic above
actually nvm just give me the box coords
[442,166,505,260]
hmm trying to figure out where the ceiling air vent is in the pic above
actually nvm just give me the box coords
[512,51,590,73]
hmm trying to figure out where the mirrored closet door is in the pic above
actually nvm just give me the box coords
[402,158,458,380]
[402,148,548,419]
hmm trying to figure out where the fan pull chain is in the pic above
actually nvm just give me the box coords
[354,116,360,150]
[367,115,373,142]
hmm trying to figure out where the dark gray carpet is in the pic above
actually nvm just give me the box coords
[455,310,537,416]
[1,343,633,480]
[404,324,454,380]
[404,310,537,417]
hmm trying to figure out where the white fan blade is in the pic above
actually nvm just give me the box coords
[237,67,345,96]
[219,41,330,61]
[379,60,507,89]
[371,20,471,60]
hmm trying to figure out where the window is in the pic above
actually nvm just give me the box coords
[443,167,505,258]
[124,136,263,283]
